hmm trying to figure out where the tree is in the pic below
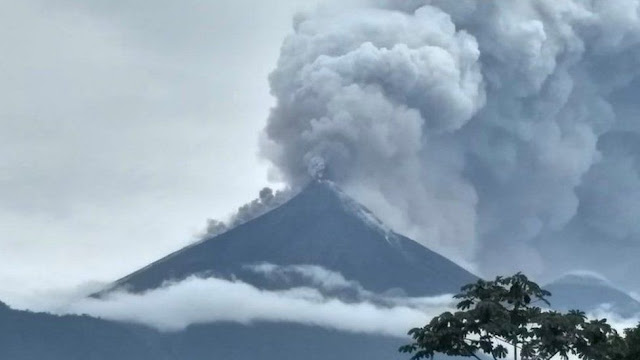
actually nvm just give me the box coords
[399,273,617,360]
[605,323,640,360]
[621,324,640,359]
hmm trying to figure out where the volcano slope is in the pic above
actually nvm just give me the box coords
[89,181,478,360]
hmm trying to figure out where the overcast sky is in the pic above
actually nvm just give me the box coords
[7,0,640,310]
[0,0,326,304]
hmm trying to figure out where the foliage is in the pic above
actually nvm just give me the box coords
[399,273,619,360]
[605,323,640,360]
[621,324,640,358]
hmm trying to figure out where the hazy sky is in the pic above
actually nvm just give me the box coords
[0,0,325,304]
[6,0,640,308]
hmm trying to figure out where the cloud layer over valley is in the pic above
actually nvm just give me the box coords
[59,265,454,337]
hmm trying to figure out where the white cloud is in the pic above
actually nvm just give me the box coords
[246,263,365,293]
[59,274,454,337]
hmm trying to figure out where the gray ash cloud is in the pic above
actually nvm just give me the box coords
[260,0,640,289]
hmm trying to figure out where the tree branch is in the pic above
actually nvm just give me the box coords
[467,352,483,360]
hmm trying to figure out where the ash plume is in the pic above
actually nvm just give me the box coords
[261,0,640,289]
[204,187,294,237]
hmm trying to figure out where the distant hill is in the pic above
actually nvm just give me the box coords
[0,299,414,360]
[0,301,171,360]
[546,273,640,318]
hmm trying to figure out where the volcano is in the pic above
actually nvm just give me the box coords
[3,181,478,360]
[104,180,476,297]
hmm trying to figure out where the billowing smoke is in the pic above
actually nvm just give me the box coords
[261,0,640,288]
[203,187,294,237]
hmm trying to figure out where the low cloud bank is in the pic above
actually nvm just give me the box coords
[60,268,455,337]
[19,264,638,356]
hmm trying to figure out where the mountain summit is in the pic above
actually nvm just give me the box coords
[546,273,640,317]
[106,180,476,296]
